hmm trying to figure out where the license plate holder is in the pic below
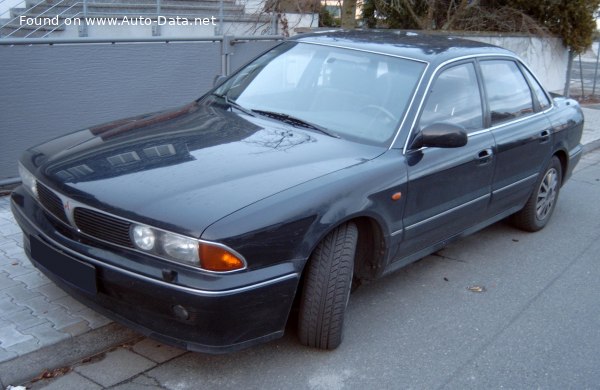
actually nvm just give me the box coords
[30,235,98,294]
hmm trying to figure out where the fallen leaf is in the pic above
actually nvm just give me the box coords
[467,285,486,293]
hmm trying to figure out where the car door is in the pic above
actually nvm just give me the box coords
[396,61,496,260]
[478,59,554,216]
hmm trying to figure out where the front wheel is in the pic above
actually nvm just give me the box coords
[298,222,358,350]
[511,156,562,232]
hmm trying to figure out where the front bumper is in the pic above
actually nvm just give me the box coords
[10,188,300,353]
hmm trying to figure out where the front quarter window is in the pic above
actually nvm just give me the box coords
[214,42,426,146]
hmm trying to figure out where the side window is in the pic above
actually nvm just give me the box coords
[522,66,551,110]
[419,63,483,133]
[480,60,534,125]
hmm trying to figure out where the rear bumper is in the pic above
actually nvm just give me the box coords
[11,188,300,354]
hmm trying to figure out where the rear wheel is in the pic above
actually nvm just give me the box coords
[512,156,562,232]
[298,222,358,350]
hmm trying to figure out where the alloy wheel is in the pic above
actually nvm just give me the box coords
[536,168,558,221]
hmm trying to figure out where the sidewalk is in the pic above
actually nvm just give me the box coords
[1,105,600,388]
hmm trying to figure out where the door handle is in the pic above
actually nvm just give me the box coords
[539,129,551,143]
[476,148,493,165]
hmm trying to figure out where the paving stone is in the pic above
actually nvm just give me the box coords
[7,251,31,264]
[15,295,51,316]
[13,271,51,289]
[111,377,164,390]
[6,232,23,244]
[52,295,87,313]
[41,307,87,331]
[0,274,23,292]
[6,309,48,331]
[74,348,156,387]
[33,283,68,302]
[0,218,12,226]
[0,324,35,348]
[0,296,23,318]
[0,244,24,257]
[4,337,41,355]
[72,307,111,329]
[0,222,22,235]
[132,338,187,363]
[36,372,102,390]
[0,260,36,278]
[1,283,42,302]
[0,253,17,266]
[21,322,70,349]
[60,321,92,337]
[0,347,18,363]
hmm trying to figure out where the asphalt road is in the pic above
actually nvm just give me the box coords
[32,149,600,389]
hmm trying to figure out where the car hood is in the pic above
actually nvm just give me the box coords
[30,100,385,237]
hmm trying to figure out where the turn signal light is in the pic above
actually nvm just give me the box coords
[199,244,245,272]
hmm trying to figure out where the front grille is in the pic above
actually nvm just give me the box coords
[36,182,69,224]
[74,208,134,248]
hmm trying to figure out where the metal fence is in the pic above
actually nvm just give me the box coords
[0,35,282,183]
[0,0,277,38]
[566,41,600,99]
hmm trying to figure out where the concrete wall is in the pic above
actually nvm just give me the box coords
[0,39,280,181]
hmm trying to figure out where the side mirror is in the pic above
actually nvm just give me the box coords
[213,74,228,87]
[410,123,468,149]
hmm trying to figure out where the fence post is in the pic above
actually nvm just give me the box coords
[270,11,277,35]
[221,35,233,76]
[564,49,573,97]
[217,0,223,35]
[153,0,161,36]
[592,41,600,96]
[79,0,88,37]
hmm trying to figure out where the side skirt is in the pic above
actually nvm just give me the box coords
[381,204,523,277]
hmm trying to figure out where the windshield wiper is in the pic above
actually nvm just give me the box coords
[211,93,255,117]
[251,110,340,138]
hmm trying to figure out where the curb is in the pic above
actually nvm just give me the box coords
[0,323,141,388]
[583,138,600,154]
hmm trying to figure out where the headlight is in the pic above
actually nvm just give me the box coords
[161,234,199,265]
[129,223,245,272]
[131,225,156,251]
[18,162,38,199]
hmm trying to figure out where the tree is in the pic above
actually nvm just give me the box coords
[363,0,600,52]
[341,0,358,27]
[508,0,600,52]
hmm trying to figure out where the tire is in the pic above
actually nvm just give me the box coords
[298,222,358,350]
[512,156,562,232]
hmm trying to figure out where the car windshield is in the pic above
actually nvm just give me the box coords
[213,42,426,146]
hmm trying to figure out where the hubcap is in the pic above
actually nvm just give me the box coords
[536,168,558,221]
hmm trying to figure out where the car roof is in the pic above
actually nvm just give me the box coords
[290,30,516,65]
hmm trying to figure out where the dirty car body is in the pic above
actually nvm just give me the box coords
[11,31,584,353]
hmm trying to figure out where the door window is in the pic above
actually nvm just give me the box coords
[480,60,534,125]
[419,63,483,133]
